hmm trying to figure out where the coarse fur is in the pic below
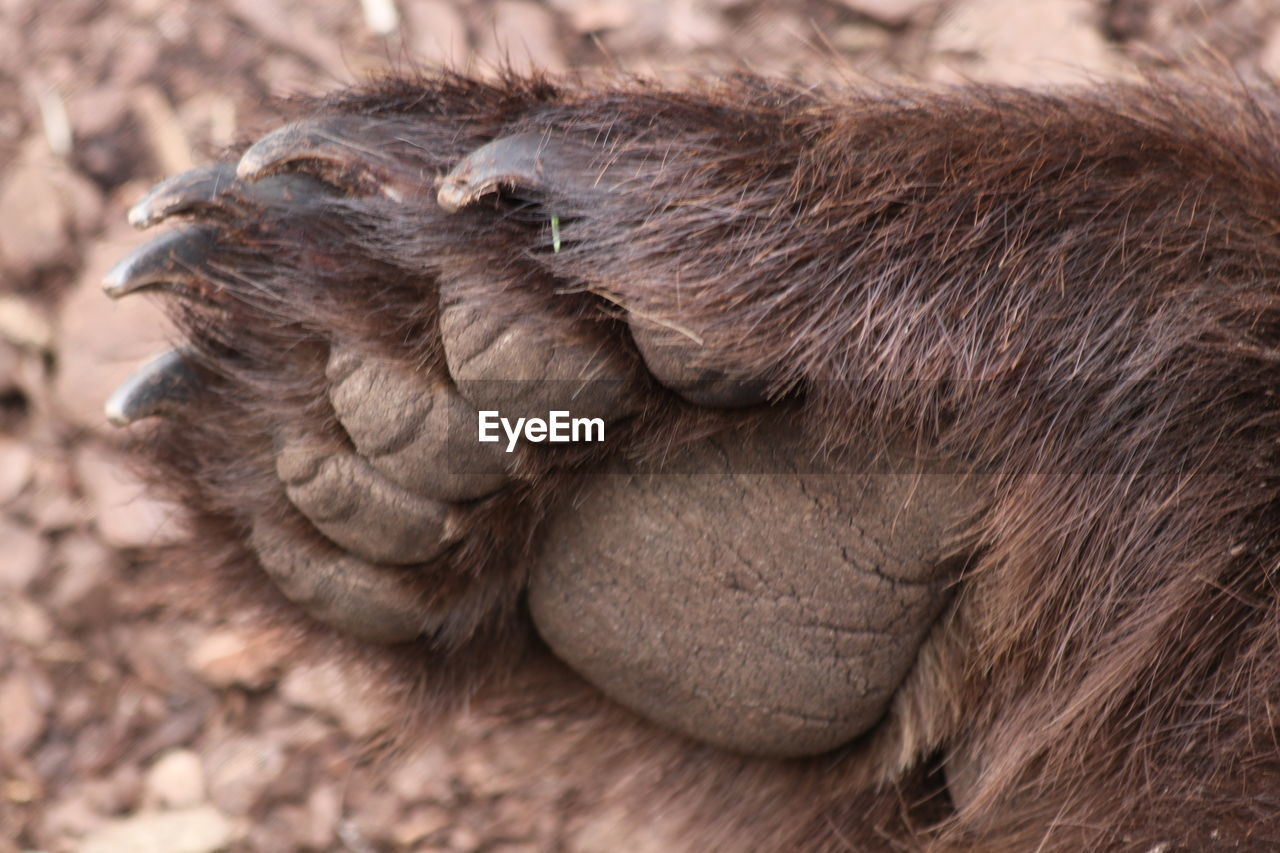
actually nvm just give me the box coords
[122,70,1280,851]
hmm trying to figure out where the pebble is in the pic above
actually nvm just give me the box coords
[1262,27,1280,79]
[931,0,1119,85]
[0,666,52,755]
[280,660,389,739]
[49,531,115,612]
[391,803,451,845]
[387,743,454,803]
[0,295,55,352]
[0,513,45,590]
[144,749,207,809]
[303,783,342,848]
[546,0,634,34]
[833,0,930,26]
[52,222,173,433]
[186,627,286,691]
[0,595,54,647]
[74,444,185,548]
[203,736,286,816]
[479,1,567,74]
[77,805,236,853]
[0,137,102,280]
[404,0,470,68]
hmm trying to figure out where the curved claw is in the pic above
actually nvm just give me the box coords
[130,165,338,230]
[128,163,237,229]
[436,132,598,213]
[236,116,405,200]
[104,349,205,426]
[103,226,218,300]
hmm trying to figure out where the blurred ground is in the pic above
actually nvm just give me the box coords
[1,1,1279,851]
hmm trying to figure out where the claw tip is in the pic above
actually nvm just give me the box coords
[435,182,465,213]
[101,258,129,298]
[235,147,269,183]
[234,159,262,183]
[104,349,201,426]
[102,395,133,427]
[126,199,157,229]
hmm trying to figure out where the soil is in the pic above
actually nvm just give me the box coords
[2,1,1279,851]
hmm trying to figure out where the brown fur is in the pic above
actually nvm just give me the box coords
[126,71,1280,851]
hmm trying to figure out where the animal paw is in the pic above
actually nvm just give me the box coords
[106,77,983,758]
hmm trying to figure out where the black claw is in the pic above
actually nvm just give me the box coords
[102,226,219,300]
[236,116,405,200]
[436,132,598,213]
[128,163,237,229]
[104,349,205,426]
[130,164,340,230]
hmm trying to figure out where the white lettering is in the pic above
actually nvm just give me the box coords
[501,416,525,453]
[549,410,570,441]
[479,409,605,452]
[573,416,604,442]
[477,411,500,443]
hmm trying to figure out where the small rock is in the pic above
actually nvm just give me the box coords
[68,84,134,139]
[111,29,163,87]
[568,807,675,853]
[245,805,310,852]
[0,156,67,276]
[203,736,286,816]
[931,0,1118,85]
[479,1,567,74]
[344,779,404,845]
[280,660,389,739]
[0,137,101,279]
[449,824,482,852]
[40,790,109,843]
[0,667,52,755]
[50,531,115,612]
[0,595,54,647]
[492,793,555,841]
[404,0,470,67]
[833,0,929,26]
[145,749,206,809]
[131,86,193,175]
[0,514,45,590]
[223,0,351,81]
[0,295,54,352]
[489,842,545,853]
[0,438,34,505]
[121,625,197,694]
[1262,27,1280,79]
[28,454,87,532]
[0,338,16,386]
[74,444,185,547]
[303,783,342,848]
[77,806,236,853]
[546,0,634,34]
[392,803,451,845]
[663,0,728,48]
[177,93,238,151]
[83,762,145,814]
[832,21,894,53]
[387,743,454,802]
[186,627,287,690]
[360,0,400,35]
[53,223,173,432]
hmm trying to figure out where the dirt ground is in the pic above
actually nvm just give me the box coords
[1,1,1279,851]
